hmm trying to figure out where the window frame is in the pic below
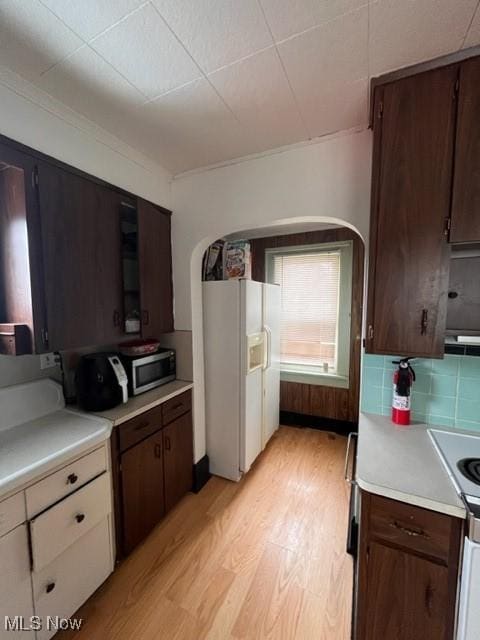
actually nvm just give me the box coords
[265,240,353,389]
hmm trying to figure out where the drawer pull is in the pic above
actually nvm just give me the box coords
[134,421,150,432]
[154,443,162,458]
[67,473,78,485]
[170,402,183,411]
[46,582,56,594]
[390,520,428,538]
[165,436,171,451]
[75,513,86,524]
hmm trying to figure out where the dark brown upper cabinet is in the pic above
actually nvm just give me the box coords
[0,133,174,355]
[366,67,456,358]
[37,162,124,351]
[0,143,46,354]
[138,198,174,337]
[450,57,480,243]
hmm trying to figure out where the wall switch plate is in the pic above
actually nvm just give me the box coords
[40,353,58,369]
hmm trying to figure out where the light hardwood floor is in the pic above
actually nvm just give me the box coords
[60,426,353,640]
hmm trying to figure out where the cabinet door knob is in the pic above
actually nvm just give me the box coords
[46,582,56,594]
[142,309,150,325]
[75,513,85,524]
[113,310,121,327]
[154,443,162,458]
[67,473,78,485]
[164,436,171,451]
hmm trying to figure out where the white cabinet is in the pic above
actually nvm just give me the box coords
[32,518,112,640]
[30,472,110,572]
[26,447,107,518]
[0,443,114,639]
[0,524,35,639]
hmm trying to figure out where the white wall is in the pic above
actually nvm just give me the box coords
[171,128,373,462]
[0,67,171,208]
[0,69,172,391]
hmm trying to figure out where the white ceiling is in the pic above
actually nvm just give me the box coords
[0,0,479,174]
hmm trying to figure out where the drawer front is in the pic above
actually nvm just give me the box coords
[26,446,107,518]
[368,494,454,562]
[0,491,26,537]
[30,472,111,572]
[0,524,34,639]
[162,390,192,426]
[32,517,112,640]
[118,404,163,453]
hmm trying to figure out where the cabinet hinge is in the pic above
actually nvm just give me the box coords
[454,78,460,98]
[444,217,451,237]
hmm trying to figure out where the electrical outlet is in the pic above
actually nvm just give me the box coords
[40,353,58,369]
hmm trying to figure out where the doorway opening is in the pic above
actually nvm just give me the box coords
[200,221,364,447]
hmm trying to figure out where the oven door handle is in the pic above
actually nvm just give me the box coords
[344,432,358,484]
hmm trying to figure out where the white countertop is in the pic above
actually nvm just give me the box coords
[357,412,466,519]
[0,409,112,499]
[92,379,193,426]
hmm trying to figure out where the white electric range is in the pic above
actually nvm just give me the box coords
[430,429,480,640]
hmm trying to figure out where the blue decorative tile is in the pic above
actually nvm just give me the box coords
[459,357,480,379]
[426,395,456,418]
[363,354,385,368]
[412,358,433,373]
[411,392,428,414]
[431,355,460,377]
[428,415,455,428]
[411,412,427,424]
[414,373,432,394]
[361,351,480,427]
[456,398,480,423]
[431,375,457,398]
[382,386,392,408]
[363,367,383,388]
[455,419,480,433]
[458,377,479,401]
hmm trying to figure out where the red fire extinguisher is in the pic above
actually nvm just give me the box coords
[391,357,416,426]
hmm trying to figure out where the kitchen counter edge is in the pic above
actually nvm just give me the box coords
[357,412,467,520]
[92,380,193,426]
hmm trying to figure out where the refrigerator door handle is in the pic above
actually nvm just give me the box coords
[263,325,272,370]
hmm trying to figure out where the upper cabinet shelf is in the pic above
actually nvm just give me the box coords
[0,136,173,355]
[367,53,480,358]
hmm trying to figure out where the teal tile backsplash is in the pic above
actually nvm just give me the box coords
[361,353,480,432]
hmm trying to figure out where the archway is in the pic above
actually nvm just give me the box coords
[188,216,366,465]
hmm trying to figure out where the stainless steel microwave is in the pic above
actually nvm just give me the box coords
[121,349,176,396]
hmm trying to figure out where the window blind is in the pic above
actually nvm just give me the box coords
[272,251,341,370]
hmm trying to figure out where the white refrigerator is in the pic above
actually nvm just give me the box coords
[203,279,281,481]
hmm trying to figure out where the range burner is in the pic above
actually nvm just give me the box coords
[457,458,480,486]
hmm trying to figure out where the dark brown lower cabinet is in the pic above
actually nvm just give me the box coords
[111,390,194,558]
[163,412,194,512]
[356,492,462,640]
[121,431,165,556]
